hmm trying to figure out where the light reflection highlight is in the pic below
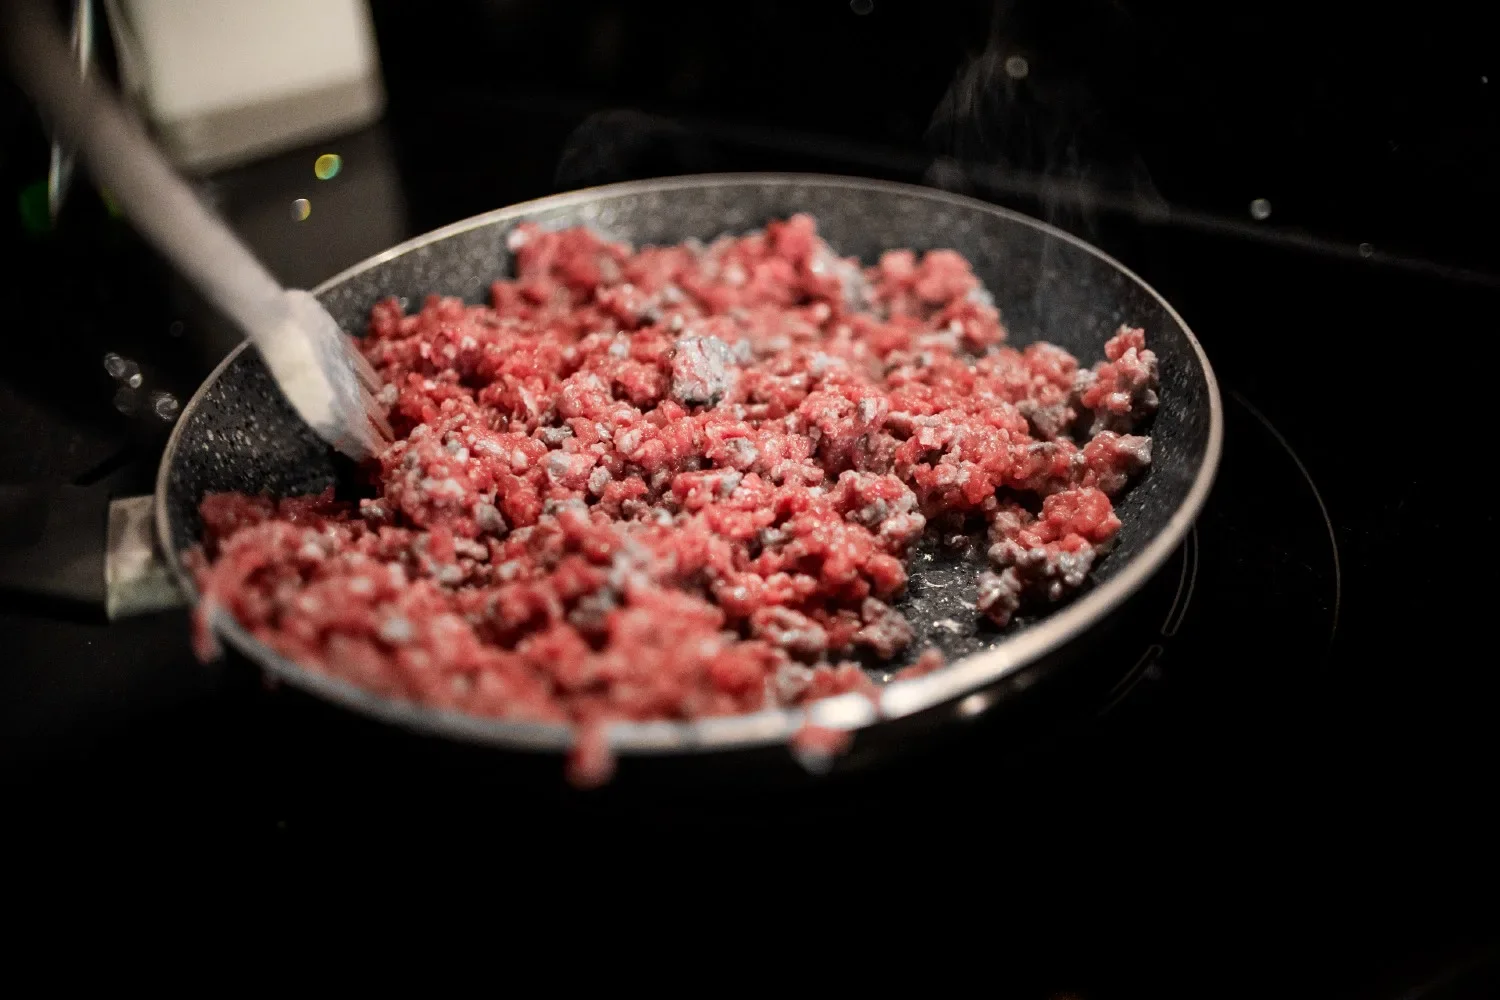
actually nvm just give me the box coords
[314,153,342,180]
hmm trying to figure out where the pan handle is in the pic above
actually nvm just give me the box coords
[0,485,183,620]
[104,494,185,619]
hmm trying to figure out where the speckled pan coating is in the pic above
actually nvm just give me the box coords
[155,174,1222,755]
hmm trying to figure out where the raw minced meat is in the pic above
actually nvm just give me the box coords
[190,215,1159,785]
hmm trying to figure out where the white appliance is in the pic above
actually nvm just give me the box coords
[103,0,385,172]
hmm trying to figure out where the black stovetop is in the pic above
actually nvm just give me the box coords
[4,3,1500,993]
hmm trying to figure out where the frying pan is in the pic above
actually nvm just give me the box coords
[19,174,1225,775]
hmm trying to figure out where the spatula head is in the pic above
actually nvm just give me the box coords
[254,289,391,461]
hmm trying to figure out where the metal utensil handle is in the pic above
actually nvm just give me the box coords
[4,0,293,349]
[45,0,92,221]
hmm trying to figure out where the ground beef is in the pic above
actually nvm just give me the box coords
[669,335,738,407]
[191,215,1159,784]
[1077,326,1160,435]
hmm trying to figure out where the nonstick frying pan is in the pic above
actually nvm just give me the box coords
[18,174,1225,773]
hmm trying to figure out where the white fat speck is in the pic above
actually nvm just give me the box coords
[772,663,815,704]
[473,503,507,535]
[379,616,414,643]
[419,477,466,500]
[473,439,504,457]
[542,498,589,517]
[454,538,489,561]
[722,437,758,469]
[1123,435,1153,465]
[608,340,630,359]
[670,335,737,408]
[853,500,888,527]
[348,578,374,595]
[588,465,611,496]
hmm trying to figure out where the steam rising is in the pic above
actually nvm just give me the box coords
[924,0,1163,239]
[555,109,714,190]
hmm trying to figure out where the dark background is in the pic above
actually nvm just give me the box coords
[365,0,1497,269]
[4,0,1496,471]
[2,1,1499,993]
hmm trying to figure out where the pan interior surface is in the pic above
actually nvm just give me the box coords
[158,174,1220,753]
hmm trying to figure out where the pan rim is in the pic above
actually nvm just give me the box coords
[156,171,1223,756]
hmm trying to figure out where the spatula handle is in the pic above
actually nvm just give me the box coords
[4,0,294,350]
